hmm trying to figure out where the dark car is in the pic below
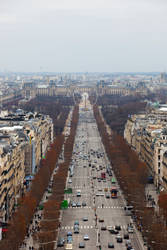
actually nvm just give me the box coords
[57,238,64,247]
[108,242,114,248]
[116,236,123,243]
[127,246,133,250]
[115,225,121,231]
[101,226,107,231]
[99,218,104,223]
[124,233,129,239]
[82,202,87,207]
[109,229,119,234]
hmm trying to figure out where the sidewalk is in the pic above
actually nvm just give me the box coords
[145,184,159,212]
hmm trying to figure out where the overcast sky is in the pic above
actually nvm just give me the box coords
[0,0,167,72]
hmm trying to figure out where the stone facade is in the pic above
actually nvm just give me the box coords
[124,104,167,191]
[0,110,53,221]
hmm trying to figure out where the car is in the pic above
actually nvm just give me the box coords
[74,220,79,225]
[125,240,132,247]
[124,233,129,239]
[74,227,79,234]
[107,226,114,231]
[96,193,104,196]
[128,227,134,233]
[83,234,89,240]
[109,228,119,234]
[82,217,88,221]
[115,225,121,231]
[116,236,123,243]
[82,202,87,207]
[57,238,64,247]
[127,245,133,250]
[67,231,72,236]
[108,242,114,248]
[99,218,104,223]
[105,194,110,199]
[101,226,107,231]
[68,179,72,184]
[72,202,76,208]
[79,242,85,248]
[67,236,73,243]
[76,202,81,207]
[76,192,81,197]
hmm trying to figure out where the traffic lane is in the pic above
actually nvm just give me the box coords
[60,207,95,229]
[72,229,97,250]
[96,207,130,229]
[100,229,128,250]
[58,224,97,250]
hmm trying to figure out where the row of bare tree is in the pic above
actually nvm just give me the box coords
[33,105,79,250]
[0,134,64,250]
[93,104,167,250]
[21,96,74,135]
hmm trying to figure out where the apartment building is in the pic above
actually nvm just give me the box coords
[124,104,167,191]
[0,110,53,221]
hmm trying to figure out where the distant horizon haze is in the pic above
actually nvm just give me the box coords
[0,0,167,72]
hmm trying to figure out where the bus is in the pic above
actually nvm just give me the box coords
[111,177,116,184]
[110,186,118,198]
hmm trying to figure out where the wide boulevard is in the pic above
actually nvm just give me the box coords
[57,94,145,250]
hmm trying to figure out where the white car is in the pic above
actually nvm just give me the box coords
[128,227,134,233]
[96,193,104,196]
[68,179,72,184]
[83,234,89,240]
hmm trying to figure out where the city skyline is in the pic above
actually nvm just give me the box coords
[0,0,167,72]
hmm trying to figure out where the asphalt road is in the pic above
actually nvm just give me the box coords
[57,96,145,250]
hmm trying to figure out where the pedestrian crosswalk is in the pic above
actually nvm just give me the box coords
[69,206,124,209]
[97,206,124,209]
[61,225,128,230]
[72,186,111,189]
